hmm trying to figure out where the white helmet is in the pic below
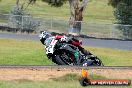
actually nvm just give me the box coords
[39,31,52,43]
[39,31,47,39]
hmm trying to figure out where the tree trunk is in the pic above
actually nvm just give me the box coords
[16,0,19,6]
[69,22,82,35]
[69,7,83,35]
[68,0,88,36]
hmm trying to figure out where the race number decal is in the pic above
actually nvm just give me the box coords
[46,39,58,54]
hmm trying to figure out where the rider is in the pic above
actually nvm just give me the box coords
[40,31,96,66]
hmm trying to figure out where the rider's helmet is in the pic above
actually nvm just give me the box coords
[39,31,52,45]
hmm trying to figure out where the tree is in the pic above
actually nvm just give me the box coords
[108,0,132,25]
[11,0,89,35]
[108,0,121,8]
[42,0,89,35]
[68,0,89,35]
[108,0,132,39]
[9,0,37,15]
[42,0,67,7]
[8,0,40,33]
[16,0,36,11]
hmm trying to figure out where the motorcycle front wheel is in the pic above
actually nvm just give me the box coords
[89,57,104,66]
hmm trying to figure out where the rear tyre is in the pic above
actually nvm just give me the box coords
[54,51,75,65]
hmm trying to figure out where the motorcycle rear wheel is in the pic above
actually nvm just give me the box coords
[54,55,67,65]
[54,51,75,65]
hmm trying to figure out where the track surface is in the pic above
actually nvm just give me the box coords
[0,66,132,81]
[0,32,132,50]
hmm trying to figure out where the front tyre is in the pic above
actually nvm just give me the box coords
[83,57,104,66]
[91,57,104,66]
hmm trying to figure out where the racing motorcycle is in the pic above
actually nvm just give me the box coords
[39,31,104,66]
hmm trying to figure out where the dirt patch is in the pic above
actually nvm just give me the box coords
[90,69,132,79]
[0,68,132,81]
[0,68,79,81]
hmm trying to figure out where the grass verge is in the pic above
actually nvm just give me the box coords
[0,39,53,65]
[0,39,132,66]
[84,46,132,66]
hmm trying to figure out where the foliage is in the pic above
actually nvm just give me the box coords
[8,6,24,29]
[108,0,132,8]
[22,16,41,31]
[42,0,67,7]
[108,0,121,8]
[115,3,132,25]
[108,0,132,39]
[16,0,37,11]
[108,0,132,25]
[8,0,41,32]
[115,24,132,39]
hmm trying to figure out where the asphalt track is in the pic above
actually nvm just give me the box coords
[0,32,132,51]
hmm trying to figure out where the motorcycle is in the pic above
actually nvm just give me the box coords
[39,31,104,66]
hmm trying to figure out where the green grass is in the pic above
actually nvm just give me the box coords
[0,74,131,88]
[0,81,131,88]
[0,0,115,23]
[84,47,132,66]
[0,39,54,65]
[0,39,132,66]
